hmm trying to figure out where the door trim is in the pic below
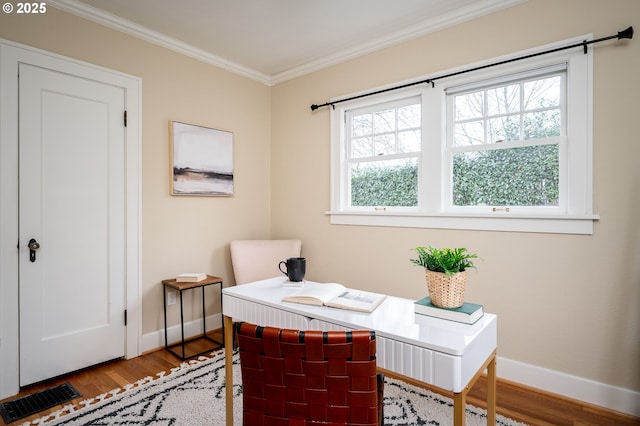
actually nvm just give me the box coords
[0,39,142,399]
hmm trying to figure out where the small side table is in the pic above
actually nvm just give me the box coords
[162,275,224,360]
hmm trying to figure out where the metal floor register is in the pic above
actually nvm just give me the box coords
[0,383,81,423]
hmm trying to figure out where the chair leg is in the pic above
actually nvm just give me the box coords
[377,373,385,425]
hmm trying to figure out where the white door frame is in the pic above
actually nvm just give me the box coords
[0,39,142,399]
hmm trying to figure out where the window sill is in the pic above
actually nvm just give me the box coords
[325,211,600,235]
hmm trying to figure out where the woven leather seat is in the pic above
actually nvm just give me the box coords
[236,322,384,426]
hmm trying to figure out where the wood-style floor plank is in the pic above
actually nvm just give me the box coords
[1,330,638,426]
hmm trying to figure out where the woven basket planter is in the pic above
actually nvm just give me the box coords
[425,269,467,308]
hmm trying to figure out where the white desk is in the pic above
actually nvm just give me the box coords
[222,277,497,426]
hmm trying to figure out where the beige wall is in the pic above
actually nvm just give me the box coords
[271,0,640,392]
[1,0,638,398]
[0,8,272,334]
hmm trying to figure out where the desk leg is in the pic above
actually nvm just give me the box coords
[453,390,466,426]
[487,354,497,425]
[224,315,234,426]
[454,349,497,426]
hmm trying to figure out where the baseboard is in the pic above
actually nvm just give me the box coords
[497,356,640,418]
[142,318,639,418]
[142,313,223,355]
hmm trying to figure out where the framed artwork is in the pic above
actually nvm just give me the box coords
[169,121,234,196]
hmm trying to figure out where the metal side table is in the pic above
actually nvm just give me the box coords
[162,275,224,360]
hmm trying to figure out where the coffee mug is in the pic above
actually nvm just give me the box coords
[279,257,306,282]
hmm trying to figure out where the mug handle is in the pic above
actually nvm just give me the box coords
[278,261,289,277]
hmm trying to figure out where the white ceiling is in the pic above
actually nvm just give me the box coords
[49,0,523,85]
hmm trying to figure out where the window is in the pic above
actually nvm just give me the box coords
[346,97,421,209]
[329,36,598,234]
[446,67,564,212]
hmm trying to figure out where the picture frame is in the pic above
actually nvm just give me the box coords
[169,121,234,196]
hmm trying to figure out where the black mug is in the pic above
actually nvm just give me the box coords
[279,257,306,282]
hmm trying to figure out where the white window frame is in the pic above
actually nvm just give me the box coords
[343,95,422,212]
[328,35,599,235]
[444,64,567,215]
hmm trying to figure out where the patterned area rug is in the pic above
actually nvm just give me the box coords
[25,350,528,425]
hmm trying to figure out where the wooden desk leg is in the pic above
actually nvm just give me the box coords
[454,350,497,426]
[487,354,497,425]
[224,315,234,426]
[453,389,467,426]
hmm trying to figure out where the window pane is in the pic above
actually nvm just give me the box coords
[524,110,561,139]
[351,136,373,158]
[452,145,559,206]
[487,84,520,115]
[398,129,420,153]
[487,115,520,143]
[352,113,372,137]
[454,121,485,146]
[455,92,484,120]
[374,134,395,155]
[524,76,560,110]
[398,104,421,130]
[351,159,418,207]
[373,109,394,132]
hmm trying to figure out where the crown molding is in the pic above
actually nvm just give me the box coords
[47,0,273,85]
[49,0,526,86]
[271,0,527,84]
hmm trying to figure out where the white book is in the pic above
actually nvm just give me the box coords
[175,272,207,282]
[282,282,386,313]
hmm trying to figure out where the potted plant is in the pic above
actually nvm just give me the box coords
[410,246,478,308]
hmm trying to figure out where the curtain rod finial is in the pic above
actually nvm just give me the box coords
[618,26,633,40]
[310,104,319,111]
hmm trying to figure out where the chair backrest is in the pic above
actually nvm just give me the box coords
[236,322,383,426]
[230,239,302,285]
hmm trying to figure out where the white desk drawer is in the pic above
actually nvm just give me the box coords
[310,319,437,387]
[309,319,351,332]
[377,335,434,384]
[224,295,310,330]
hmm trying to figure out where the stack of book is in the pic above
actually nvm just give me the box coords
[414,296,483,324]
[175,272,207,282]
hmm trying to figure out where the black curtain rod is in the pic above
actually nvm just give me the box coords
[310,26,634,111]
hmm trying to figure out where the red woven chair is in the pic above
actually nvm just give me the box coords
[236,322,384,426]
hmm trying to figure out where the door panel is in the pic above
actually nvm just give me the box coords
[19,63,126,386]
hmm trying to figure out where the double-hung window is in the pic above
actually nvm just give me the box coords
[346,97,421,210]
[446,66,565,213]
[329,35,598,234]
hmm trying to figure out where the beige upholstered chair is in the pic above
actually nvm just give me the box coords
[230,239,302,285]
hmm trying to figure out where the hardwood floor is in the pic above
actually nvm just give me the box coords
[2,331,638,426]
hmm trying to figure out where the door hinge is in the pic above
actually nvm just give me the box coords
[124,110,127,127]
[124,309,128,326]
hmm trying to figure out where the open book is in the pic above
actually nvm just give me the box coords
[282,282,386,313]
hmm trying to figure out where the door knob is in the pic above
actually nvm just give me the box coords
[28,238,40,262]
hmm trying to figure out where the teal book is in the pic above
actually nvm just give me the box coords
[414,296,483,324]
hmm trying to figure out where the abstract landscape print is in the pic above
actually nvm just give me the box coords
[170,121,233,196]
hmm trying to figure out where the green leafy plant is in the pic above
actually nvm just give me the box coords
[411,246,478,275]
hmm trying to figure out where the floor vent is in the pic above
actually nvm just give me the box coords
[0,383,81,423]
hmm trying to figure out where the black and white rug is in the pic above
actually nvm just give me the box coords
[24,350,527,425]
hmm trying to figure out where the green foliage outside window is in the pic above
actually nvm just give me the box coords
[350,144,559,208]
[351,162,418,207]
[453,145,559,206]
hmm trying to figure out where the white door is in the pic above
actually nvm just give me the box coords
[19,63,127,386]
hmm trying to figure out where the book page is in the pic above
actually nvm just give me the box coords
[326,289,386,313]
[282,282,346,306]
